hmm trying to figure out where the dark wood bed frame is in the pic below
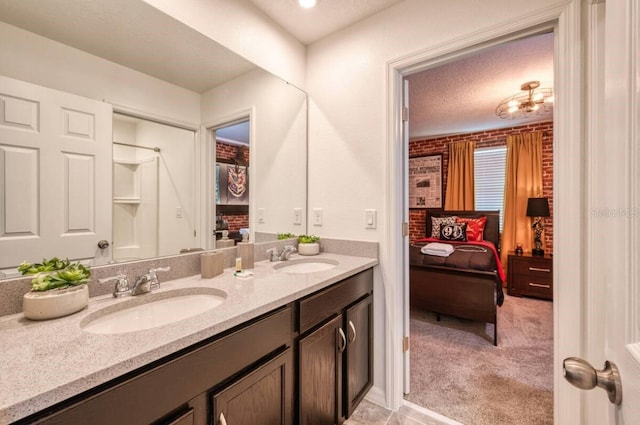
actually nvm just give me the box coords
[409,210,501,345]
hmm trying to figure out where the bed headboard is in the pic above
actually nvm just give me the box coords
[425,210,501,253]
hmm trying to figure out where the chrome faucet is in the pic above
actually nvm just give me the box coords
[98,273,130,298]
[101,267,171,298]
[267,245,297,262]
[133,267,171,294]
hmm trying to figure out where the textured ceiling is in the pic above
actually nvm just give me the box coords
[247,0,406,45]
[406,32,554,139]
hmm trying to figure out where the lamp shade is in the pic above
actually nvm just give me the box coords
[526,197,550,217]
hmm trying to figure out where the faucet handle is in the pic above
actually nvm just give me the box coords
[99,274,130,298]
[98,273,127,284]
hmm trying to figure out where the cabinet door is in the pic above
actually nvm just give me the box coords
[212,348,293,425]
[299,315,344,425]
[344,295,373,418]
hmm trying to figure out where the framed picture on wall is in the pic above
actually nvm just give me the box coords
[216,162,249,205]
[409,154,443,208]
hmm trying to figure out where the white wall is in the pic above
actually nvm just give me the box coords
[143,0,306,89]
[305,0,569,404]
[202,68,307,238]
[0,22,201,124]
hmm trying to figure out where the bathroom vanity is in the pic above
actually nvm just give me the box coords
[0,254,376,425]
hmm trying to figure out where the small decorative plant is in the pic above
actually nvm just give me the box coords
[297,235,320,256]
[19,257,91,292]
[277,232,297,240]
[297,235,320,244]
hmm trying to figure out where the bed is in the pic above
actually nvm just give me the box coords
[409,210,504,345]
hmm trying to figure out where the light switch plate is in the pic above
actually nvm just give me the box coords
[365,209,376,229]
[293,208,302,225]
[313,208,323,226]
[258,208,265,224]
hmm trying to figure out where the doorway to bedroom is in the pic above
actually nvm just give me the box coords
[403,31,555,425]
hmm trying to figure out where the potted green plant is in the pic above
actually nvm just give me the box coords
[19,257,91,320]
[297,234,320,256]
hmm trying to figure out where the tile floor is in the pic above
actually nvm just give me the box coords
[345,400,450,425]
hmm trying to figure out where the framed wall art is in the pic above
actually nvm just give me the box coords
[409,154,443,208]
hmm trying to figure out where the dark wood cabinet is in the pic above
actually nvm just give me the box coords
[29,307,294,425]
[21,268,374,425]
[507,252,553,300]
[298,269,374,425]
[212,348,294,425]
[299,315,344,425]
[345,294,373,418]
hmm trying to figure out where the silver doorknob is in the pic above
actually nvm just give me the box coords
[97,240,110,249]
[563,357,622,405]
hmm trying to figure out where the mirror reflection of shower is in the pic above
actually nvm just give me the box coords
[112,113,197,262]
[214,120,250,248]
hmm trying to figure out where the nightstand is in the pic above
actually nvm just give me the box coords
[507,251,553,300]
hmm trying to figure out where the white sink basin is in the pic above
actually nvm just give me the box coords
[272,257,339,274]
[81,288,227,335]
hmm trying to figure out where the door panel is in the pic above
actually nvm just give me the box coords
[0,75,112,269]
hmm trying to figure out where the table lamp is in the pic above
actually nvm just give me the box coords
[526,197,550,256]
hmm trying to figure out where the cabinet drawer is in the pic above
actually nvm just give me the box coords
[299,269,373,334]
[513,273,553,294]
[511,259,552,278]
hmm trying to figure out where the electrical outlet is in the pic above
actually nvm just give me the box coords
[313,208,323,226]
[293,208,302,225]
[365,209,376,229]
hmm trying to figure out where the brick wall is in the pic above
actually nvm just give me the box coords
[216,141,249,164]
[222,213,249,232]
[216,140,249,231]
[409,121,554,253]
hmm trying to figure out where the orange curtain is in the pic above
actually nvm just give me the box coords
[444,141,475,210]
[501,132,543,268]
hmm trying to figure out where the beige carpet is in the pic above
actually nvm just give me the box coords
[405,294,553,425]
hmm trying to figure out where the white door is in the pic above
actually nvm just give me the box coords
[565,1,640,423]
[0,76,112,270]
[402,79,411,394]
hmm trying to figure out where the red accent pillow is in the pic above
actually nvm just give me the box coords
[455,216,487,242]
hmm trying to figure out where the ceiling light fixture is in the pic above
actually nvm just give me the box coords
[299,0,317,9]
[495,81,554,119]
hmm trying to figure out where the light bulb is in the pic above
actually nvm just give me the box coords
[545,95,555,103]
[508,105,518,113]
[532,92,543,102]
[508,100,519,108]
[299,0,317,8]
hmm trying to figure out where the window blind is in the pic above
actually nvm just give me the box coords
[474,146,506,230]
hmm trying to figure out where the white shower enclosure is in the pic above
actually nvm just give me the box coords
[112,113,197,262]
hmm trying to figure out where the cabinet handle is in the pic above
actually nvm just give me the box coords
[348,320,357,344]
[338,328,347,353]
[529,267,551,273]
[219,412,228,425]
[529,282,551,289]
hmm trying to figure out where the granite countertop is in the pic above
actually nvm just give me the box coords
[0,253,377,424]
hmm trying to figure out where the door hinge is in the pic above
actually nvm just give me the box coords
[402,106,409,122]
[194,230,197,237]
[402,222,409,237]
[403,336,410,352]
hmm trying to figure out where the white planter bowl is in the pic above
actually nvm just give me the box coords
[23,284,89,320]
[298,242,320,256]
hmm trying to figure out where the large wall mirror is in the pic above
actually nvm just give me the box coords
[0,0,307,277]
